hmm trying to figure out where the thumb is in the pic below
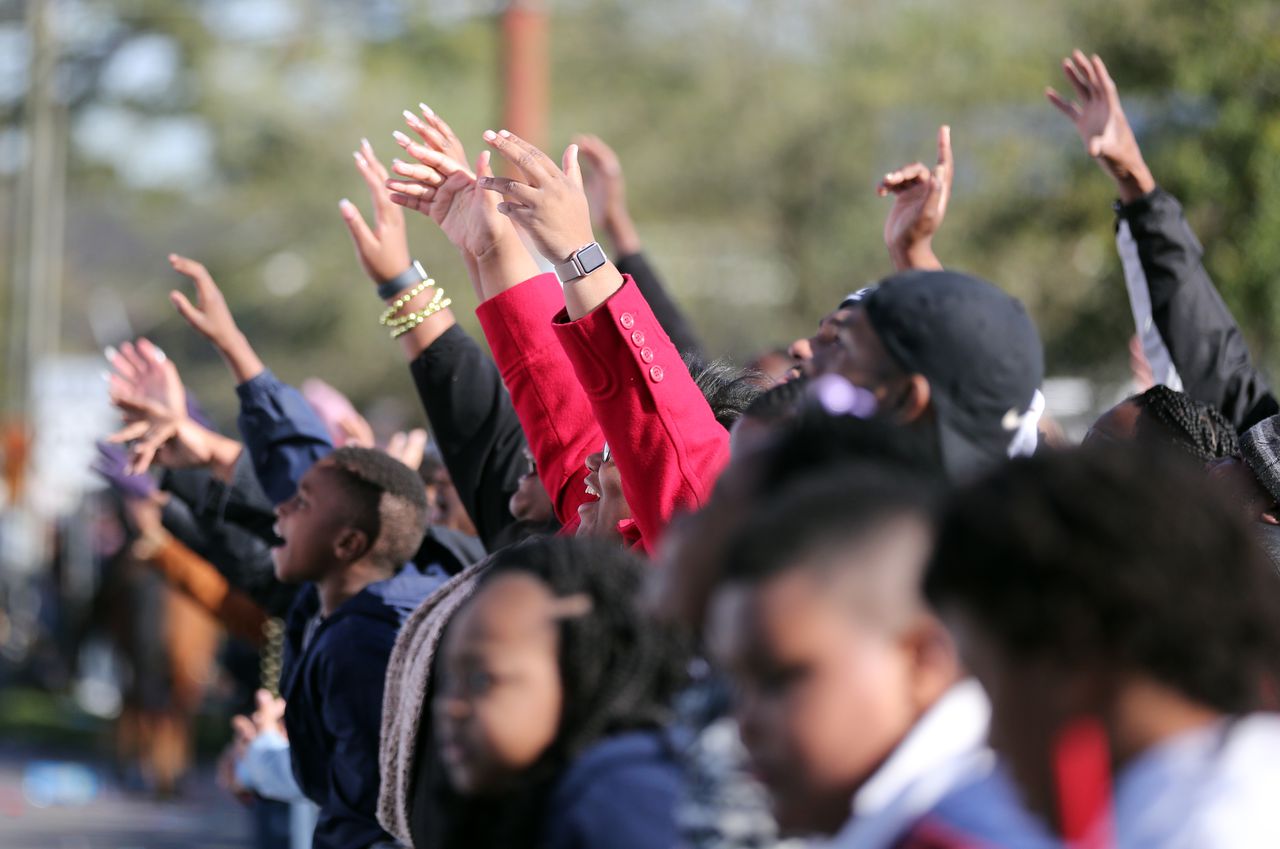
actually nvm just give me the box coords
[562,143,582,187]
[1088,136,1104,157]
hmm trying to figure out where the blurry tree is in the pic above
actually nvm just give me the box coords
[1,0,1277,429]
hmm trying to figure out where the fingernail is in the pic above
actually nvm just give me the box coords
[392,130,411,145]
[419,102,433,116]
[402,109,419,124]
[392,158,404,167]
[104,345,119,362]
[483,130,497,141]
[498,129,511,138]
[152,347,166,363]
[353,151,367,166]
[100,370,112,382]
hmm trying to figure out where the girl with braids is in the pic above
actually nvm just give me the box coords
[425,536,687,849]
[1086,384,1238,463]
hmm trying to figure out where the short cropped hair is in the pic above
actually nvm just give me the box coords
[925,445,1280,713]
[721,464,938,603]
[325,446,429,570]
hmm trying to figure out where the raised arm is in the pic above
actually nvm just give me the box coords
[479,130,730,550]
[166,256,332,503]
[1048,51,1277,430]
[332,123,525,547]
[388,112,602,530]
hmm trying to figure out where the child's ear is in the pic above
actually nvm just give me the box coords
[903,614,961,712]
[333,527,372,564]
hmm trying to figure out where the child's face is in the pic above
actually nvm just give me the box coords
[433,573,564,795]
[271,461,357,584]
[708,527,939,836]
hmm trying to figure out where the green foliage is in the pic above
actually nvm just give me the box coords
[35,0,1280,426]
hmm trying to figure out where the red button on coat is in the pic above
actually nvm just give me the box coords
[640,347,655,363]
[620,312,635,329]
[649,365,664,383]
[631,330,646,347]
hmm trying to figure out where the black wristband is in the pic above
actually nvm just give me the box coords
[377,260,427,301]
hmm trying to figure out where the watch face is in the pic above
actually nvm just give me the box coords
[577,242,607,274]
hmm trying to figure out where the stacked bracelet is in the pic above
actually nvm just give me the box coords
[379,278,435,326]
[390,293,453,339]
[379,280,452,340]
[385,287,446,328]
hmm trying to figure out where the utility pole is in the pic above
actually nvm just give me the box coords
[7,0,65,421]
[500,0,548,152]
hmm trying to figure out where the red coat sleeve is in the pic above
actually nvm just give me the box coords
[476,273,601,531]
[553,275,730,553]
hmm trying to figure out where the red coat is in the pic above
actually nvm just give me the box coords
[477,273,729,553]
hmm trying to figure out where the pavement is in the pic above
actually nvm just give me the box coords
[0,747,252,849]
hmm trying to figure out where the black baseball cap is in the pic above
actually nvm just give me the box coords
[860,270,1044,480]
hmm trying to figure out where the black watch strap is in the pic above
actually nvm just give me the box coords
[377,260,427,301]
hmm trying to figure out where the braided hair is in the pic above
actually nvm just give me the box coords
[1133,384,1239,463]
[429,536,687,849]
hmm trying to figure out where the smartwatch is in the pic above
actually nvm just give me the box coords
[554,242,608,285]
[377,260,427,301]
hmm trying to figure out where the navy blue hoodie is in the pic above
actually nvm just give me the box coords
[539,730,683,849]
[281,563,445,849]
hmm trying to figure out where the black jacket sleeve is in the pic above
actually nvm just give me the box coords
[160,459,298,618]
[1117,188,1278,432]
[408,324,526,550]
[616,251,705,362]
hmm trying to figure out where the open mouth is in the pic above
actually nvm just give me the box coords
[270,523,287,548]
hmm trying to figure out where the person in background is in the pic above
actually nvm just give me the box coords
[1084,384,1239,463]
[926,445,1280,848]
[1048,50,1277,432]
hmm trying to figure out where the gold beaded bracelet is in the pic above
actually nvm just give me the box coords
[384,287,446,328]
[379,277,436,326]
[390,295,453,339]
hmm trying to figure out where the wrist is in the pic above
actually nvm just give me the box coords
[1115,161,1156,205]
[220,333,266,385]
[891,240,942,272]
[207,433,244,482]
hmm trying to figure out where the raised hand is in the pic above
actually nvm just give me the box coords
[105,338,174,408]
[385,428,428,472]
[575,134,642,256]
[1046,51,1154,203]
[168,254,264,384]
[877,125,951,272]
[384,106,474,230]
[477,130,595,264]
[340,138,412,283]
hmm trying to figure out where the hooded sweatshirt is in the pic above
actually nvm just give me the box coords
[281,562,446,849]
